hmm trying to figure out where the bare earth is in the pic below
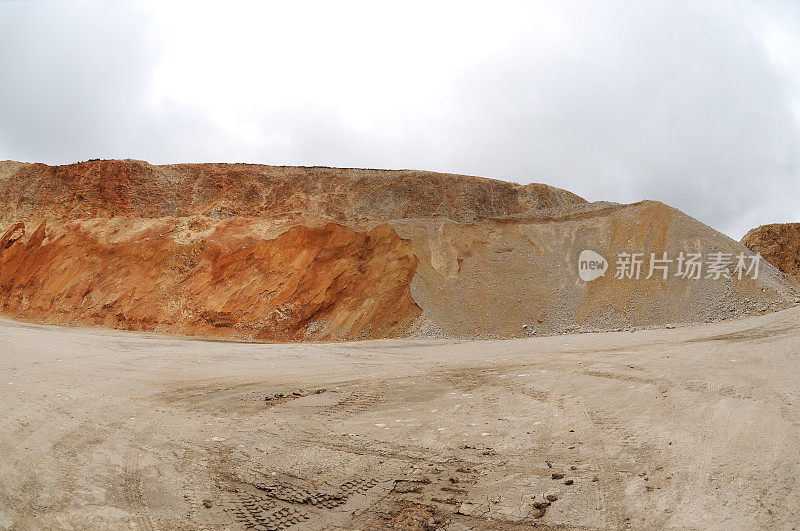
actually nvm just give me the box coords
[1,308,799,530]
[3,161,796,342]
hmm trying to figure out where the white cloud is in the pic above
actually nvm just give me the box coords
[0,0,798,238]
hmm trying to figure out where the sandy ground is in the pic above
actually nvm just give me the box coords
[1,309,799,530]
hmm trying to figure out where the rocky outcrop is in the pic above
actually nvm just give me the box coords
[741,223,800,281]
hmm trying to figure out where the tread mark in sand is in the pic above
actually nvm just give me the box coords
[230,492,308,530]
[122,447,155,530]
[253,476,379,509]
[329,384,388,417]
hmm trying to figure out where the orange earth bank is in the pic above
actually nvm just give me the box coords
[0,159,586,340]
[0,220,420,341]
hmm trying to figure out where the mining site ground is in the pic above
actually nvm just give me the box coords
[1,308,799,530]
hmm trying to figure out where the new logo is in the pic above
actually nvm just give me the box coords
[578,250,608,281]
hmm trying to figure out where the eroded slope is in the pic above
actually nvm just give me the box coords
[0,220,419,340]
[742,222,800,281]
[0,160,585,222]
[0,160,796,340]
[400,201,798,338]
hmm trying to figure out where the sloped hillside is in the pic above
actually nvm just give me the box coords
[401,201,797,338]
[0,160,796,340]
[0,160,585,222]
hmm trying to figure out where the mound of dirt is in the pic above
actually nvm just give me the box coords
[400,201,797,338]
[0,160,797,340]
[742,223,800,282]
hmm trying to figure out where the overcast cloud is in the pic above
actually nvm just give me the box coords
[1,0,799,238]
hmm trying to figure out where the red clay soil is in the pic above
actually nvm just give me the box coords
[0,220,420,341]
[742,223,800,281]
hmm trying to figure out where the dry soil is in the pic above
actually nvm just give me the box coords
[1,308,799,529]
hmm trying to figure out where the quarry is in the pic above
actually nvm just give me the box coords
[0,160,796,342]
[0,161,799,529]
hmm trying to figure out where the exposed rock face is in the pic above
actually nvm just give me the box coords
[0,160,583,340]
[0,160,585,222]
[0,220,419,340]
[0,159,796,340]
[741,223,800,281]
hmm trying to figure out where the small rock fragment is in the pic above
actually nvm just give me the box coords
[532,500,551,518]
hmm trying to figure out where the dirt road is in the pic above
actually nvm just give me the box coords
[1,308,799,529]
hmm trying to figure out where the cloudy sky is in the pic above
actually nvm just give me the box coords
[1,0,799,238]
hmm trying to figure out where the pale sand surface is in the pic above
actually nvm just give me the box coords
[1,308,799,529]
